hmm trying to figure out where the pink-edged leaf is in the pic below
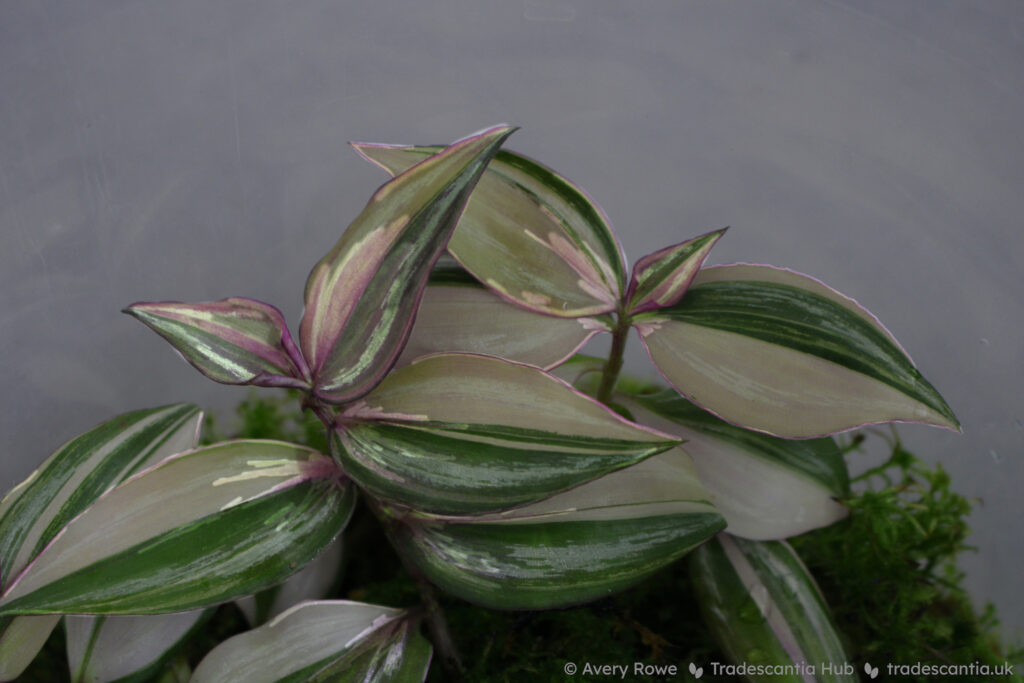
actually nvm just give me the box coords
[352,143,625,318]
[124,298,310,388]
[300,125,516,404]
[0,440,353,617]
[626,391,849,540]
[637,264,960,438]
[626,228,726,314]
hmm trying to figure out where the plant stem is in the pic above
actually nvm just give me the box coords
[597,309,631,404]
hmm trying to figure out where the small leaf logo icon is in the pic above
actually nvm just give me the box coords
[688,662,704,679]
[864,662,879,679]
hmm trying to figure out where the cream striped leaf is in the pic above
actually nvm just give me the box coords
[637,264,960,437]
[334,353,679,515]
[0,404,202,681]
[124,298,310,389]
[627,390,849,540]
[690,534,856,682]
[352,143,625,317]
[395,452,725,610]
[626,228,726,314]
[192,601,430,683]
[0,440,353,617]
[300,126,515,404]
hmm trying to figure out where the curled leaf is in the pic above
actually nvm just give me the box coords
[301,125,516,404]
[125,298,310,388]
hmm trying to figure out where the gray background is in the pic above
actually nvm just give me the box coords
[2,1,1021,641]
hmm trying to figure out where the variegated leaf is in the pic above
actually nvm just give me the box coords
[192,601,430,683]
[352,143,625,317]
[397,264,602,370]
[0,404,202,681]
[66,609,208,683]
[690,534,856,682]
[334,354,679,515]
[394,452,725,610]
[124,298,310,388]
[637,264,960,437]
[300,125,515,404]
[627,390,849,540]
[0,440,353,617]
[625,228,726,313]
[236,535,343,627]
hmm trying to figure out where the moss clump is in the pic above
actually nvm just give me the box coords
[790,435,1023,682]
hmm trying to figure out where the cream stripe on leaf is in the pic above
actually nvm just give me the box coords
[192,601,430,683]
[394,452,724,610]
[334,354,679,515]
[638,264,959,437]
[626,391,849,540]
[300,126,516,404]
[0,404,201,681]
[0,440,353,617]
[690,535,856,683]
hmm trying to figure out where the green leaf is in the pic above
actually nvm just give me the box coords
[0,404,202,681]
[0,441,353,617]
[395,452,725,610]
[124,298,310,389]
[637,264,960,437]
[191,601,431,683]
[65,609,209,683]
[398,265,602,369]
[690,534,856,682]
[352,143,625,317]
[300,126,516,404]
[626,228,726,313]
[627,390,849,540]
[334,354,679,515]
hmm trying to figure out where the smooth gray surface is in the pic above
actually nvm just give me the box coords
[2,1,1021,641]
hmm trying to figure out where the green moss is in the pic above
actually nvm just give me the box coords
[790,434,1023,682]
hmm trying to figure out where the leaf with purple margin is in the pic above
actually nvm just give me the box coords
[352,143,624,317]
[0,440,353,617]
[124,298,310,388]
[690,534,856,682]
[626,228,726,314]
[333,354,678,515]
[637,264,960,437]
[192,601,431,683]
[625,390,849,540]
[300,126,516,404]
